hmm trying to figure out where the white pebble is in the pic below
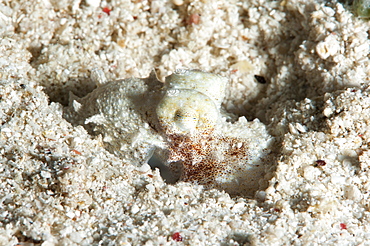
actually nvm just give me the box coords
[303,166,321,180]
[85,0,101,8]
[345,185,362,201]
[40,170,51,179]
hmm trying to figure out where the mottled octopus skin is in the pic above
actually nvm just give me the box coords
[65,69,273,195]
[64,71,164,166]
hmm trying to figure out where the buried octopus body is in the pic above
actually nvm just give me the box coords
[64,69,273,195]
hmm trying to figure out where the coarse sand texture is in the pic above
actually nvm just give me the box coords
[1,0,370,245]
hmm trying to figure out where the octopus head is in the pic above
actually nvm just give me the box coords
[156,89,219,134]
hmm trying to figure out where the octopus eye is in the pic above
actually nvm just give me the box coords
[174,108,199,132]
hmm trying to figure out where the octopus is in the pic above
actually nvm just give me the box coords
[64,69,273,195]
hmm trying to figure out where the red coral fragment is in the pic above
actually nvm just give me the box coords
[172,232,183,241]
[187,13,200,25]
[102,7,111,15]
[71,149,82,155]
[340,223,347,230]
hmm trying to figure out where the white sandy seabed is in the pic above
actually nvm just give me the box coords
[1,0,370,245]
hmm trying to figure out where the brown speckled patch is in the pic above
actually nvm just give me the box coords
[165,130,252,190]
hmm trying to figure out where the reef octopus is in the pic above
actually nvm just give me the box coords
[64,69,273,195]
